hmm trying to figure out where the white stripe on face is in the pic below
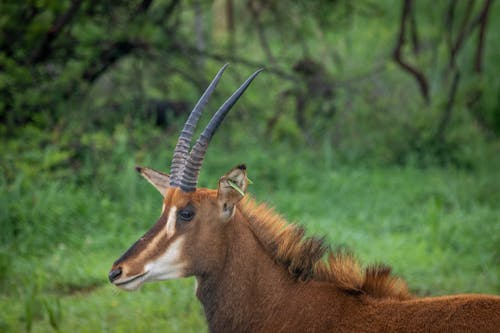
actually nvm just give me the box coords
[166,205,176,237]
[145,235,186,281]
[143,206,187,281]
[146,206,177,250]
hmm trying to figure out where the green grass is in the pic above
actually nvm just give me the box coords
[0,141,498,332]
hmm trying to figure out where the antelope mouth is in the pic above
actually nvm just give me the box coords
[114,271,149,290]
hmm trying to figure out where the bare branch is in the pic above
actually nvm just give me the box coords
[434,70,460,144]
[474,0,492,73]
[409,5,420,55]
[449,0,475,69]
[29,0,83,64]
[392,0,430,104]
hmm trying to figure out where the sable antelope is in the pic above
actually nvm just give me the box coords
[109,65,500,332]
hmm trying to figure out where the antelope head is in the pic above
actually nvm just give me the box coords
[108,65,261,290]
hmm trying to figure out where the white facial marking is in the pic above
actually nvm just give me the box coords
[148,206,177,248]
[145,235,187,281]
[114,205,187,290]
[166,205,177,237]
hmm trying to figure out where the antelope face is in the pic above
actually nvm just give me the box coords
[108,64,260,290]
[109,165,248,291]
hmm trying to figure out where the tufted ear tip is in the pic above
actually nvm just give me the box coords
[136,166,170,196]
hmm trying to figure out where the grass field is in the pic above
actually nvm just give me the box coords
[0,140,499,332]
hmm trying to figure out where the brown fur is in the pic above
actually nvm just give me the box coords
[241,197,412,300]
[112,174,500,332]
[195,197,500,332]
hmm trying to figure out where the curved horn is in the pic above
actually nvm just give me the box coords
[169,64,229,187]
[180,68,263,192]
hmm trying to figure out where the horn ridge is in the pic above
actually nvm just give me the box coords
[179,68,263,192]
[169,64,229,187]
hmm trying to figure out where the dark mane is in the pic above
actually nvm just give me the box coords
[240,197,412,300]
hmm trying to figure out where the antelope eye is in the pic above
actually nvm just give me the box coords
[178,208,195,222]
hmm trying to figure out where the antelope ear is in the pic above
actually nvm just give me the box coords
[217,164,249,221]
[135,166,170,196]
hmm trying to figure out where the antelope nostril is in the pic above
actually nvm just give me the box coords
[108,267,122,283]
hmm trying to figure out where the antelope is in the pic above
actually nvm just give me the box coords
[109,65,500,332]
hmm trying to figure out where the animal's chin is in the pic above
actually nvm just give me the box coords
[114,272,149,291]
[116,281,143,291]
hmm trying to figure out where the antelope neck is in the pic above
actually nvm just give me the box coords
[195,209,292,332]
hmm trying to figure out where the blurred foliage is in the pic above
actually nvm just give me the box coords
[0,0,499,168]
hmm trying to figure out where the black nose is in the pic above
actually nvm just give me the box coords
[108,267,122,283]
